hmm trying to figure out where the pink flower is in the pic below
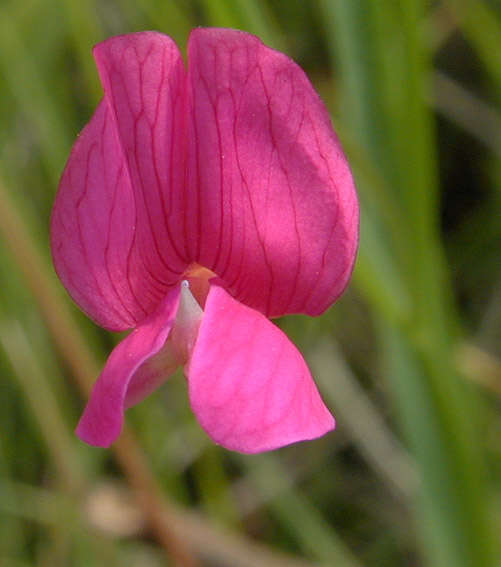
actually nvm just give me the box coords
[51,29,359,453]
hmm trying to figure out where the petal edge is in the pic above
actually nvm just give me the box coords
[186,28,359,318]
[187,282,335,453]
[76,285,181,447]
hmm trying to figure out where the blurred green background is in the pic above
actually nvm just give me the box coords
[0,0,500,566]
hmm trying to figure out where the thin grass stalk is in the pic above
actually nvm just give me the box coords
[0,323,85,494]
[445,0,501,93]
[431,70,501,157]
[309,340,417,501]
[239,455,363,567]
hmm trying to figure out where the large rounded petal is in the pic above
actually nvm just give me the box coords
[51,32,188,330]
[186,28,359,318]
[76,286,181,447]
[187,282,335,453]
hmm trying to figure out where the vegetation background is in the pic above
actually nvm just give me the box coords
[0,1,499,566]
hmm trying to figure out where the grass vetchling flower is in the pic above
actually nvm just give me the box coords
[51,29,359,453]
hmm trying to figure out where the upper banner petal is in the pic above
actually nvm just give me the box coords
[186,28,359,318]
[76,285,181,447]
[187,282,335,453]
[51,32,188,330]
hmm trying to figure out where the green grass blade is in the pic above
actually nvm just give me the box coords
[319,1,494,565]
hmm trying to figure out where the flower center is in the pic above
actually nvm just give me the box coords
[183,264,217,308]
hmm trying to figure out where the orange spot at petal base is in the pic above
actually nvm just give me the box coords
[184,264,218,308]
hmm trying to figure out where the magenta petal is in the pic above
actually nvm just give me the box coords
[51,32,188,330]
[76,286,181,447]
[186,28,359,318]
[187,283,335,453]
